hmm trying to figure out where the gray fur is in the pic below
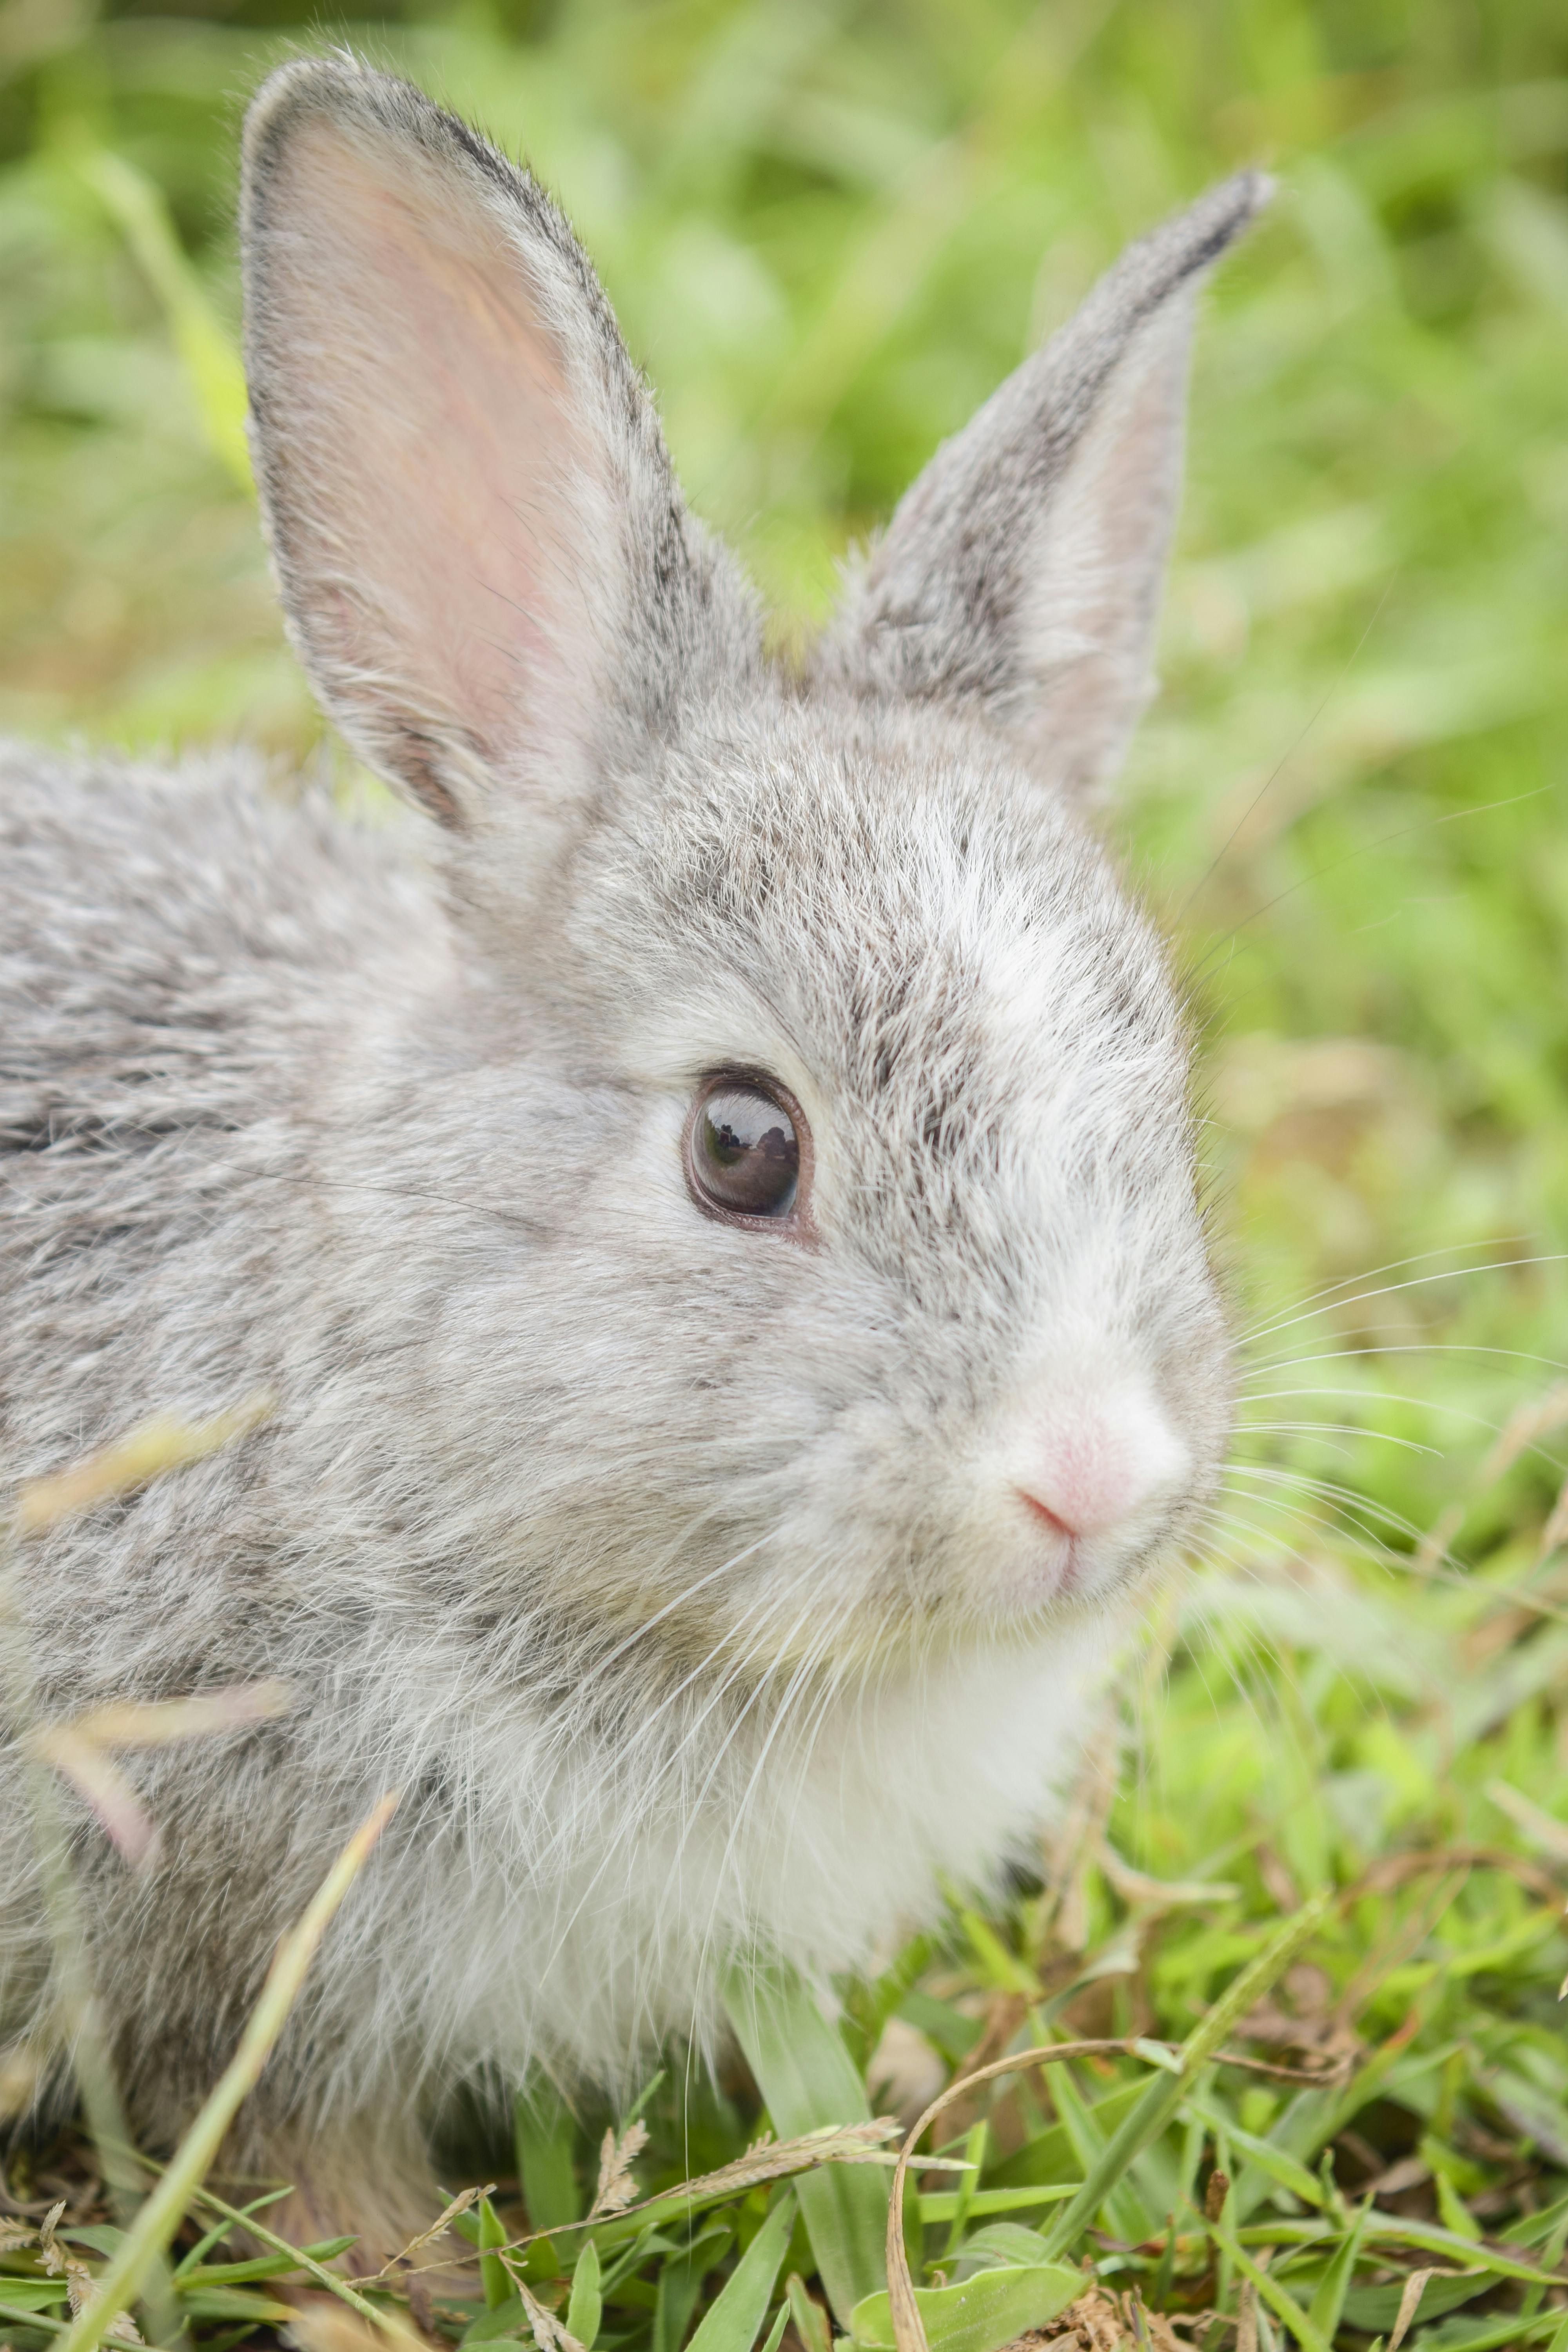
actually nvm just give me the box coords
[0,56,1259,2234]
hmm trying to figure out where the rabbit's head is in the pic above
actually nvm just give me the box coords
[242,60,1258,1680]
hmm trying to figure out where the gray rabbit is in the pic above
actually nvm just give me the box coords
[0,55,1259,2257]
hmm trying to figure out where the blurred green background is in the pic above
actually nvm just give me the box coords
[5,0,1568,1550]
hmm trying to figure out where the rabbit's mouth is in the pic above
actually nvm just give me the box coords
[1007,1497,1089,1609]
[1011,1491,1116,1606]
[974,1505,1168,1622]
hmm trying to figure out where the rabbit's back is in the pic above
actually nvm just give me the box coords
[0,746,456,2136]
[0,750,431,1466]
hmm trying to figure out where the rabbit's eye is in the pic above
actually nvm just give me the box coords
[686,1075,804,1227]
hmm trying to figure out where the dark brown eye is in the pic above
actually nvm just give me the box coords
[686,1075,804,1225]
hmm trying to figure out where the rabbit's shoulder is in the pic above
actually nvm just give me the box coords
[0,744,450,1487]
[0,745,435,1151]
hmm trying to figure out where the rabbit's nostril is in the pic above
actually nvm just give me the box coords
[1004,1381,1189,1543]
[1016,1488,1077,1541]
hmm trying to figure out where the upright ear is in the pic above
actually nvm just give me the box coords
[241,56,757,831]
[815,173,1270,800]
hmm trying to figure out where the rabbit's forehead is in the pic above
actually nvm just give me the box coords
[599,720,1187,1126]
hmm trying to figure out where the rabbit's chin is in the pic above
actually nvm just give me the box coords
[972,1524,1160,1624]
[793,1544,1162,1672]
[979,1539,1102,1622]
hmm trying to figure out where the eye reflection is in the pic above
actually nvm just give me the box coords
[687,1078,802,1223]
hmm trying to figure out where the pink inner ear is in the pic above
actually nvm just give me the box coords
[1018,298,1192,795]
[269,120,603,764]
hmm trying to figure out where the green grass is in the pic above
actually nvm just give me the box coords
[3,0,1568,2346]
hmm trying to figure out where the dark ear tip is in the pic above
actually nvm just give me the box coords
[1159,166,1276,283]
[1078,166,1273,348]
[241,51,528,278]
[244,51,369,150]
[1209,165,1276,243]
[243,56,365,235]
[241,53,449,203]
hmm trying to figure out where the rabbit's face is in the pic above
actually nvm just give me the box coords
[495,700,1227,1668]
[243,63,1261,1679]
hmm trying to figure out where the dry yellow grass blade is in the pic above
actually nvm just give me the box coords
[15,1397,274,1534]
[1097,1842,1241,1909]
[25,1730,162,1870]
[277,2301,427,2352]
[26,1685,292,1869]
[52,1791,400,2352]
[1486,1778,1568,1866]
[50,1682,293,1750]
[356,2185,492,2288]
[1386,2265,1469,2352]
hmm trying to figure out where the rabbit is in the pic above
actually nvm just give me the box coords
[0,52,1263,2261]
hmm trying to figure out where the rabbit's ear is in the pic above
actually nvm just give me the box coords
[242,58,756,830]
[817,174,1269,801]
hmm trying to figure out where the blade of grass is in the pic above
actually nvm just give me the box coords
[171,2189,295,2278]
[565,2239,601,2349]
[849,2265,1083,2352]
[1045,2058,1151,2245]
[517,2092,581,2231]
[1182,2093,1325,2210]
[0,2298,71,2336]
[652,2228,717,2352]
[873,1901,1334,2352]
[52,1792,399,2352]
[1360,2217,1564,2288]
[721,1964,887,2325]
[175,2236,357,2285]
[16,1400,274,1533]
[941,2125,987,2263]
[481,2196,512,2310]
[1210,2219,1332,2352]
[1216,2214,1568,2292]
[74,151,253,496]
[786,2274,831,2352]
[683,2190,795,2352]
[189,2183,405,2316]
[915,2187,1080,2222]
[880,2034,1135,2352]
[1307,2201,1370,2340]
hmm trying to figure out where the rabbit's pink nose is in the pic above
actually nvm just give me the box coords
[1009,1383,1189,1540]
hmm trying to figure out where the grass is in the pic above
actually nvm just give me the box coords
[2,0,1568,2347]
